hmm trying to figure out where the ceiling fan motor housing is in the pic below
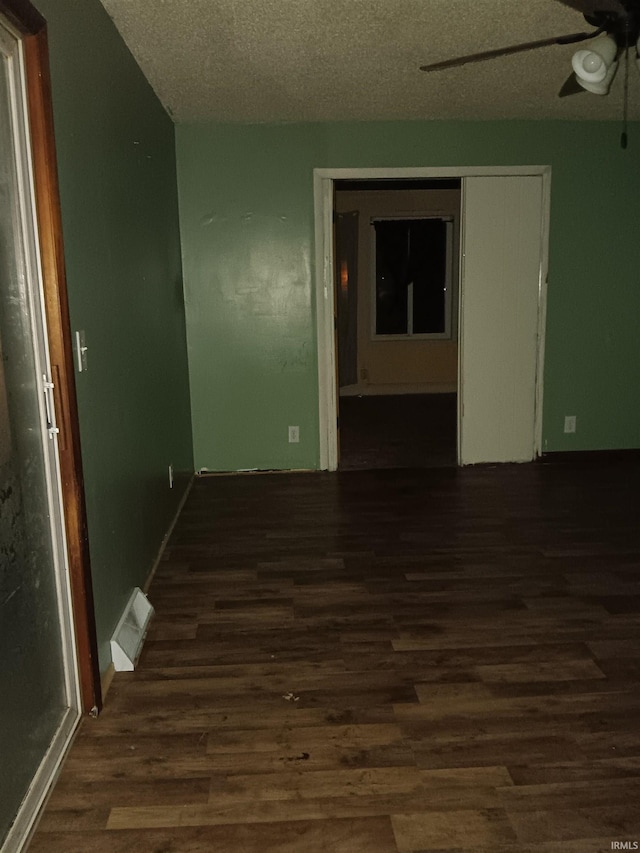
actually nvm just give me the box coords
[584,4,640,49]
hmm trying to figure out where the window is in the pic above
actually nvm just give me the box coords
[373,217,455,339]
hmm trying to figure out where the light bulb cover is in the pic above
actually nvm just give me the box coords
[571,34,617,83]
[574,59,619,95]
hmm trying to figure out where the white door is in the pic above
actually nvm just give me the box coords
[459,175,544,465]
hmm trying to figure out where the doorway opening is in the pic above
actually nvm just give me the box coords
[334,178,460,470]
[315,166,550,472]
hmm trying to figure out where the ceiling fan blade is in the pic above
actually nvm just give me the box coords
[558,73,587,96]
[419,31,599,72]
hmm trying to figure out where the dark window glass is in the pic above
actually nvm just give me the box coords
[374,220,409,335]
[374,218,448,336]
[412,219,446,334]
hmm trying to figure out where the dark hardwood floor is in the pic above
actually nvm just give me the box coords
[338,393,457,470]
[31,460,640,852]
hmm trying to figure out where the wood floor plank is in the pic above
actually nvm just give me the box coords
[508,804,640,844]
[106,778,511,831]
[31,817,398,852]
[205,722,404,755]
[78,704,396,738]
[44,778,211,810]
[475,659,606,683]
[36,808,110,832]
[411,732,584,770]
[507,757,640,786]
[391,807,517,850]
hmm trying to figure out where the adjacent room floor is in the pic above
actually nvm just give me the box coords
[31,460,640,852]
[338,393,457,470]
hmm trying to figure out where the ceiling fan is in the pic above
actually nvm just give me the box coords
[419,0,640,145]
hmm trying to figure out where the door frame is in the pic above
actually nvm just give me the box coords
[314,166,551,471]
[1,0,102,713]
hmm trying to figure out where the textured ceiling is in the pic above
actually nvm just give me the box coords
[99,0,640,122]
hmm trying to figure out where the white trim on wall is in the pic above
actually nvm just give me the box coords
[314,171,336,471]
[314,166,551,471]
[536,171,552,456]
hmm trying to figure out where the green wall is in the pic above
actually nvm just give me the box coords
[36,0,193,673]
[176,125,323,472]
[176,120,640,470]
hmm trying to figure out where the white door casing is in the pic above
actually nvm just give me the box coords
[314,166,550,471]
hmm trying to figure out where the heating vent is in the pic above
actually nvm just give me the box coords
[110,588,154,671]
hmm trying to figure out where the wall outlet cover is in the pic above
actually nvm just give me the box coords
[564,415,576,434]
[288,426,300,443]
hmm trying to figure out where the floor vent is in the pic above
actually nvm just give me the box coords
[110,588,154,671]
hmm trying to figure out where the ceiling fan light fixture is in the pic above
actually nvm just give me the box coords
[574,59,619,95]
[571,34,617,83]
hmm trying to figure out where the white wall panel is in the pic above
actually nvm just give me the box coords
[459,176,543,465]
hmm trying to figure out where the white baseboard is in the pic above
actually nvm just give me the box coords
[108,475,193,672]
[143,474,193,595]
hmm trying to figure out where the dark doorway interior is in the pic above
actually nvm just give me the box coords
[335,178,460,472]
[339,393,457,470]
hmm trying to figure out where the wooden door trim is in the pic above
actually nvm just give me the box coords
[0,0,102,713]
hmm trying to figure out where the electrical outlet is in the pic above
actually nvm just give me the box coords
[288,426,300,444]
[168,464,174,488]
[564,415,576,434]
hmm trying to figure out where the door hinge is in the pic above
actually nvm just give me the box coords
[42,374,59,439]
